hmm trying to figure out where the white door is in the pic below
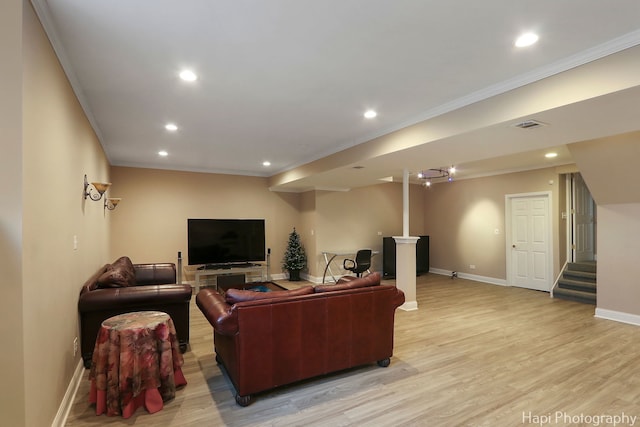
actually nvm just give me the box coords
[572,173,595,262]
[509,194,551,292]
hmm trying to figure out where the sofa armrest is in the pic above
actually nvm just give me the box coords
[392,287,406,308]
[78,284,191,312]
[196,289,238,336]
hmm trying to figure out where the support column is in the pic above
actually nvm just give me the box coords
[393,236,419,311]
[394,168,418,311]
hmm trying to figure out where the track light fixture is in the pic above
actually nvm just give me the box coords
[417,166,455,187]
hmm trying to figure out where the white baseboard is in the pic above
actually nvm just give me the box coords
[304,270,343,284]
[270,272,287,281]
[52,359,85,427]
[429,268,507,286]
[302,273,326,284]
[399,301,418,311]
[595,308,640,326]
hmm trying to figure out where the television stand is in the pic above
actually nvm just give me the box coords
[189,263,265,292]
[198,262,260,270]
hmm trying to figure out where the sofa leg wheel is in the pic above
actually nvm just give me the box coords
[377,358,390,368]
[215,354,222,364]
[179,343,188,353]
[235,394,252,407]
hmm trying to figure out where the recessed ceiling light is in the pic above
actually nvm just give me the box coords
[545,152,558,158]
[515,32,539,48]
[179,69,197,82]
[364,110,377,119]
[158,150,168,157]
[262,161,271,167]
[165,123,178,131]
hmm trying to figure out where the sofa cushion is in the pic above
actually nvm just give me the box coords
[97,256,136,288]
[79,284,192,311]
[314,271,380,293]
[225,286,313,304]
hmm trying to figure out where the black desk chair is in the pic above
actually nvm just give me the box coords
[343,249,372,277]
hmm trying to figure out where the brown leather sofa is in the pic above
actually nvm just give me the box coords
[196,272,404,406]
[78,256,192,368]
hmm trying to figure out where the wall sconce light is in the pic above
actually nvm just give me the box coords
[104,198,122,211]
[84,174,111,201]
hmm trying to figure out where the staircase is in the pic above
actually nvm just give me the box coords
[553,261,596,304]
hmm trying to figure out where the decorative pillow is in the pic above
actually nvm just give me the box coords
[314,271,380,293]
[97,256,136,288]
[111,256,135,275]
[225,286,314,305]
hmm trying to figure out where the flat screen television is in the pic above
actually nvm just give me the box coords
[187,219,266,266]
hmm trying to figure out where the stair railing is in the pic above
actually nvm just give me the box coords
[551,260,568,298]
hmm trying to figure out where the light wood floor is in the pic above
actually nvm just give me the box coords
[65,275,640,426]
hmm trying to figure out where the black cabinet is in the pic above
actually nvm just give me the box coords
[382,235,429,279]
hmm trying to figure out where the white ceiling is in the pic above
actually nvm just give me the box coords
[33,1,640,190]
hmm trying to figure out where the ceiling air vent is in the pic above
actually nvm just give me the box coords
[513,119,546,129]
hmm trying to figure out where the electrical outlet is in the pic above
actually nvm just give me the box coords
[73,337,78,357]
[469,264,476,270]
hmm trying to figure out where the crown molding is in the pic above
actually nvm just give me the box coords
[30,0,110,162]
[296,29,640,167]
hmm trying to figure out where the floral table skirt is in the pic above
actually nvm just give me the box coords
[89,311,187,418]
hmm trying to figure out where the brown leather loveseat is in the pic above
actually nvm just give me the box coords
[78,256,192,368]
[196,272,404,406]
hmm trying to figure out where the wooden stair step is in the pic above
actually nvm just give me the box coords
[554,287,596,304]
[563,270,596,283]
[557,278,596,293]
[567,262,597,274]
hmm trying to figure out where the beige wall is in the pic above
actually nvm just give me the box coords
[312,182,425,279]
[568,132,640,205]
[569,134,640,317]
[422,168,562,281]
[597,203,640,316]
[109,167,302,281]
[299,190,317,277]
[0,3,112,426]
[0,1,25,425]
[109,171,425,281]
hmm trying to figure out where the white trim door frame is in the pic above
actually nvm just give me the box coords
[571,173,596,262]
[506,191,553,292]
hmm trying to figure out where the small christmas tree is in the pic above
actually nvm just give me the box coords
[282,227,307,281]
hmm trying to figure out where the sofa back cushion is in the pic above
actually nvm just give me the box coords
[314,271,380,293]
[225,286,313,305]
[134,263,176,285]
[97,256,136,288]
